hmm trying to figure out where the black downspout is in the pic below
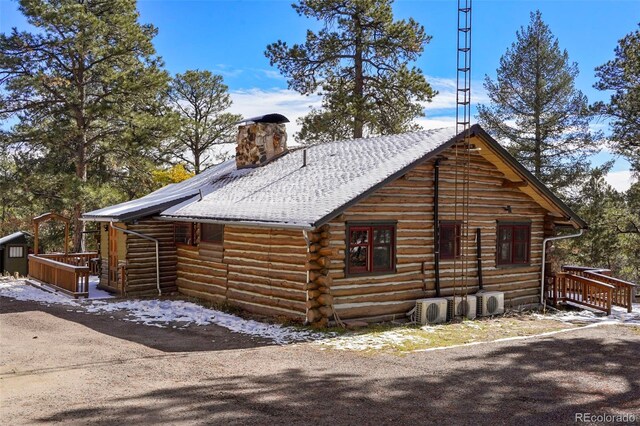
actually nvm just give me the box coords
[476,227,483,290]
[434,159,441,297]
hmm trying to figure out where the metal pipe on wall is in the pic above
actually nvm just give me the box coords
[109,222,161,296]
[540,229,584,306]
[434,158,441,297]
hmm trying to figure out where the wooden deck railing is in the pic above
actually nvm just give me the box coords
[562,265,636,313]
[38,252,100,275]
[553,272,614,315]
[28,254,90,298]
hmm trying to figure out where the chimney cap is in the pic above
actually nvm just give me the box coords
[236,113,290,125]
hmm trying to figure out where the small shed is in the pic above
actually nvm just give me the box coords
[0,231,32,277]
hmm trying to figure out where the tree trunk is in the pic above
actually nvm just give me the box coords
[533,35,542,178]
[73,135,88,252]
[353,11,364,139]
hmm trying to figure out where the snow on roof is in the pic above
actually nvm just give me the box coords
[0,231,30,246]
[82,160,238,222]
[161,127,458,228]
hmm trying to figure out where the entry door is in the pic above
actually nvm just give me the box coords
[108,226,119,290]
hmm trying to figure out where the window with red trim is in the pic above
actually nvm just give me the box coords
[174,223,195,245]
[347,223,395,275]
[439,221,461,259]
[497,222,530,265]
[201,223,224,244]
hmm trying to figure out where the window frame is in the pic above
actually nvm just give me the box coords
[174,222,195,246]
[200,223,224,245]
[345,221,397,277]
[8,246,24,258]
[439,221,462,260]
[496,221,531,266]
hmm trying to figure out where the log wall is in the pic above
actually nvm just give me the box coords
[327,140,550,322]
[125,219,177,296]
[174,225,308,321]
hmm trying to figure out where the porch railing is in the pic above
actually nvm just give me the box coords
[550,271,614,315]
[37,252,99,273]
[28,254,92,298]
[562,265,636,313]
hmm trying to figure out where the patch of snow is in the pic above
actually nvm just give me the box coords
[87,276,114,300]
[0,280,79,306]
[0,280,328,345]
[84,299,328,344]
[537,303,640,326]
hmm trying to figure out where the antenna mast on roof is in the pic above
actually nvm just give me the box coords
[453,0,472,308]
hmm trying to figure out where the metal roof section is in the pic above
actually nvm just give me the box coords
[82,159,240,222]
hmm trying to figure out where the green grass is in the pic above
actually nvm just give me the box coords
[322,315,576,353]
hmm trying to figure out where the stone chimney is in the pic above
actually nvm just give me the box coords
[236,113,289,169]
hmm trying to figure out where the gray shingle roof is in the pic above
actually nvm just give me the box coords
[161,127,458,228]
[83,125,586,229]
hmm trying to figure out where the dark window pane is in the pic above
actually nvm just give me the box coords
[499,227,512,242]
[349,246,368,270]
[350,229,369,244]
[175,223,193,245]
[514,227,528,242]
[440,223,460,259]
[201,223,223,243]
[514,242,527,262]
[374,228,391,244]
[499,242,511,262]
[373,246,391,270]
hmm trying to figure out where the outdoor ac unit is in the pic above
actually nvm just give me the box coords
[446,295,477,320]
[477,291,505,316]
[415,298,448,325]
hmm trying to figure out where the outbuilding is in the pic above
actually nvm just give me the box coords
[0,231,32,277]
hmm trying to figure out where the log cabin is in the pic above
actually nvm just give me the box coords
[82,114,587,326]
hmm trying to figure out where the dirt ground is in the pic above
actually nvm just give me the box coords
[1,298,639,425]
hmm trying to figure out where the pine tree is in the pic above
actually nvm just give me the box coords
[478,10,599,194]
[0,0,174,250]
[265,0,435,143]
[167,71,242,174]
[593,24,640,173]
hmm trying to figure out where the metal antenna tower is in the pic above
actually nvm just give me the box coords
[453,0,472,305]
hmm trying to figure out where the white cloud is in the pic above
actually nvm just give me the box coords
[605,170,636,192]
[422,76,489,111]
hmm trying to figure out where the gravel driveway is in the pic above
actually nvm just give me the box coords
[1,298,639,425]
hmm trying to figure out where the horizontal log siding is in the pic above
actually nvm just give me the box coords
[224,226,307,320]
[125,219,177,296]
[328,144,548,321]
[175,225,308,321]
[176,244,228,303]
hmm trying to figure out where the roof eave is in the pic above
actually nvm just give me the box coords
[156,214,315,231]
[470,124,588,229]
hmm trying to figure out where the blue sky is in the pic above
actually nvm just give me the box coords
[1,0,638,189]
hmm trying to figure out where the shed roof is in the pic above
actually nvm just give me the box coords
[0,231,31,246]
